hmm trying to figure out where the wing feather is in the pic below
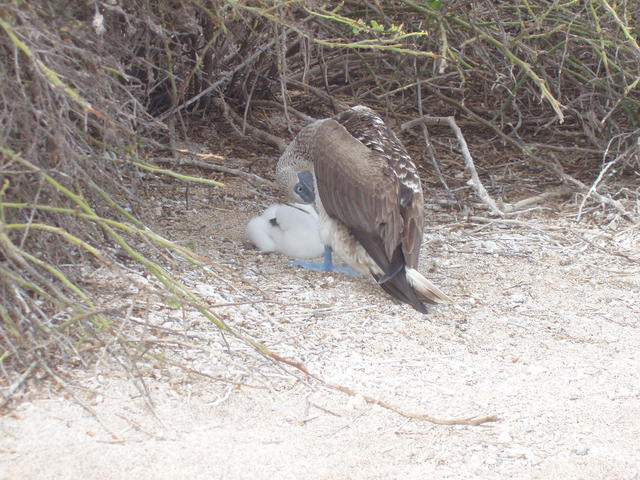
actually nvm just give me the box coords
[309,119,402,272]
[333,108,425,270]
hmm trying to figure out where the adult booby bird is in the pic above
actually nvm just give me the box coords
[275,105,449,313]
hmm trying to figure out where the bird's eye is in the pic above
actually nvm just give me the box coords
[295,185,303,193]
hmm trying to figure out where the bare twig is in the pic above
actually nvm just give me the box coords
[546,154,633,221]
[266,351,498,426]
[421,87,636,222]
[1,361,37,407]
[155,155,278,189]
[286,78,351,112]
[413,59,450,192]
[213,98,288,152]
[506,186,573,212]
[576,142,634,222]
[249,100,317,123]
[157,38,278,122]
[402,115,504,216]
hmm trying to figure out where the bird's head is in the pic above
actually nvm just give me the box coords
[275,166,316,204]
[275,132,316,205]
[291,170,315,204]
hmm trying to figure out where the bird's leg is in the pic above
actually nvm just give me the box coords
[321,245,334,271]
[288,246,359,276]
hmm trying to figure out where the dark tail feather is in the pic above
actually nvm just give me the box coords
[376,266,428,314]
[353,235,447,313]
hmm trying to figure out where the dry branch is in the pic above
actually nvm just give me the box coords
[157,38,279,122]
[507,186,573,212]
[250,100,317,123]
[213,98,288,152]
[421,87,637,222]
[402,116,504,216]
[155,155,278,189]
[1,361,37,408]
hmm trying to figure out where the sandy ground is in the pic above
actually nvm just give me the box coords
[1,163,639,479]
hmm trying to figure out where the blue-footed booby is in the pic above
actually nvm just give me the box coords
[275,105,450,313]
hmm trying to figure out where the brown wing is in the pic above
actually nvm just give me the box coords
[309,119,404,274]
[333,108,425,270]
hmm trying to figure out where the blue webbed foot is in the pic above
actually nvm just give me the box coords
[288,246,359,276]
[288,260,360,276]
[327,263,360,276]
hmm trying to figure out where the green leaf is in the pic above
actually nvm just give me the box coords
[370,19,384,31]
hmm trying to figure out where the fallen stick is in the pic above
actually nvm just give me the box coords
[267,350,499,426]
[506,186,572,212]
